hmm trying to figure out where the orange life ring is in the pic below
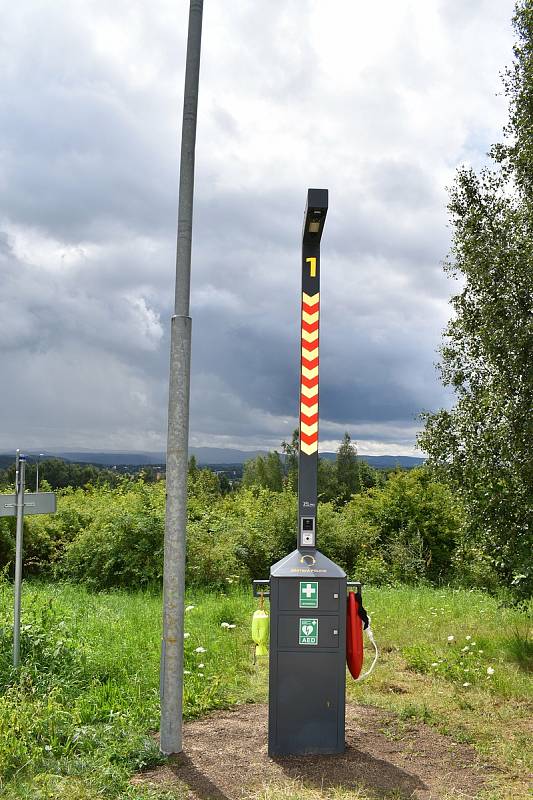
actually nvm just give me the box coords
[346,591,364,679]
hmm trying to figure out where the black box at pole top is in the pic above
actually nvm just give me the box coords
[268,549,347,756]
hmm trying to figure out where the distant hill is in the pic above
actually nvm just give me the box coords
[51,448,267,466]
[321,453,424,469]
[55,452,165,466]
[1,448,423,470]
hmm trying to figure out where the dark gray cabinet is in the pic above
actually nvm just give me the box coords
[268,550,347,756]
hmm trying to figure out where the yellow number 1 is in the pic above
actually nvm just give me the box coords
[306,257,317,277]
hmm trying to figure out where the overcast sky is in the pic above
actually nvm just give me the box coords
[0,0,516,456]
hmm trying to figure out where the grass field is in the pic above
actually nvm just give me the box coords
[0,578,531,799]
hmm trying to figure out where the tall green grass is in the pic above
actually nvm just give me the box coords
[0,579,530,799]
[361,585,532,697]
[0,579,256,799]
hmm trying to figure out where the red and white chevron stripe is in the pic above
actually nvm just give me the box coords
[300,291,319,455]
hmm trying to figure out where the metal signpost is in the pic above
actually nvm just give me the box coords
[262,189,348,756]
[0,450,57,666]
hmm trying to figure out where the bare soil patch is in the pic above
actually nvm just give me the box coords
[134,703,495,799]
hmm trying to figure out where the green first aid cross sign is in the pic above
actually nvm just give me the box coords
[299,581,318,608]
[299,618,318,645]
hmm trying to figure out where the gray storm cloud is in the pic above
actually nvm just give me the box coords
[0,0,515,455]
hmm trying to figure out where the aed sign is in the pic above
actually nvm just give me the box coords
[299,581,318,609]
[299,617,318,645]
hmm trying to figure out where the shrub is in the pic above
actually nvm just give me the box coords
[60,483,165,589]
[231,487,297,579]
[186,513,239,588]
[342,468,461,583]
[0,520,15,571]
[0,467,466,591]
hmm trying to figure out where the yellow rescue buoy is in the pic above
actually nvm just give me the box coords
[251,608,269,656]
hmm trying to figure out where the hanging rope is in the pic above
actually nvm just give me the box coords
[356,621,379,682]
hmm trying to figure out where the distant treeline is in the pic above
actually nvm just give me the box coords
[0,458,163,491]
[0,439,411,494]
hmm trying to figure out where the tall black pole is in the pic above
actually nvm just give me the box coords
[160,0,203,755]
[298,189,328,550]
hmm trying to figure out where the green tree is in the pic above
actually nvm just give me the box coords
[281,429,299,491]
[265,451,284,491]
[188,454,198,479]
[188,465,221,498]
[243,452,283,492]
[218,472,231,494]
[317,457,337,502]
[242,458,258,488]
[419,1,533,602]
[336,433,361,503]
[359,459,383,490]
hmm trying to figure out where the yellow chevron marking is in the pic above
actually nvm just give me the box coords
[302,292,319,305]
[301,383,319,399]
[302,309,319,324]
[301,440,318,455]
[302,328,319,343]
[301,365,319,380]
[300,421,318,437]
[301,346,319,360]
[301,402,318,415]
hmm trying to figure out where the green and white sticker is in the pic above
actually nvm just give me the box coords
[299,581,318,608]
[299,617,318,645]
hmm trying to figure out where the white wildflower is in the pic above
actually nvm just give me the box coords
[465,635,471,641]
[478,650,484,654]
[220,622,230,628]
[227,624,236,629]
[431,662,439,667]
[447,635,455,642]
[184,632,190,638]
[462,682,471,688]
[461,646,469,652]
[184,670,191,675]
[487,666,495,676]
[198,663,205,669]
[195,646,206,653]
[185,605,195,612]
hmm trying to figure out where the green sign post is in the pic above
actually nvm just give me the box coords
[299,581,318,608]
[299,618,319,645]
